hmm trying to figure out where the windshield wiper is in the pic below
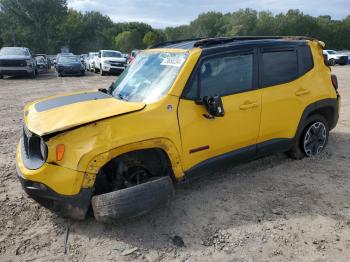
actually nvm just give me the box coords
[117,93,128,101]
[98,82,114,95]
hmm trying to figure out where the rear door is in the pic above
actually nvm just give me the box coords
[257,44,314,153]
[178,49,262,171]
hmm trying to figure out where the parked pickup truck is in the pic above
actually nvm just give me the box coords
[323,50,348,66]
[0,47,37,79]
[94,50,127,75]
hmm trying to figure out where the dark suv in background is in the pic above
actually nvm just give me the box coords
[0,47,37,79]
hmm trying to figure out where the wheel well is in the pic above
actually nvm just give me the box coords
[308,106,334,128]
[94,148,174,195]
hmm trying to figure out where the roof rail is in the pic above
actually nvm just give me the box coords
[151,36,318,49]
[151,38,204,48]
[193,36,318,47]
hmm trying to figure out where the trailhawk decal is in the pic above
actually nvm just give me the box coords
[35,92,110,112]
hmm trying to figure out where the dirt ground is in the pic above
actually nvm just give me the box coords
[0,67,350,262]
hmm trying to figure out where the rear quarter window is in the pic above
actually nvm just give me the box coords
[299,45,314,73]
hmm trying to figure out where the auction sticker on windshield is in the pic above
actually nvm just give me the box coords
[161,56,186,67]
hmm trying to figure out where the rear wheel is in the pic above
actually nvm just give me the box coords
[0,75,3,79]
[287,114,329,159]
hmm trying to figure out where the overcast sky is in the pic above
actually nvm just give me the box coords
[67,0,350,28]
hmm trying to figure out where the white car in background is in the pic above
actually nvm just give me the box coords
[94,50,127,75]
[323,50,348,66]
[87,52,98,72]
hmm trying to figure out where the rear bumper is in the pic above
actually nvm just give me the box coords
[17,165,92,220]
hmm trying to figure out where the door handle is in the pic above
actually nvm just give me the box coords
[295,88,310,96]
[239,101,258,110]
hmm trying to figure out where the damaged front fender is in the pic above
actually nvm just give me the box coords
[80,138,185,189]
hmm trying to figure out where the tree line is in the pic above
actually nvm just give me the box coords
[0,0,349,54]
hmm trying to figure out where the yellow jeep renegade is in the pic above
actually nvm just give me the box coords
[17,37,340,222]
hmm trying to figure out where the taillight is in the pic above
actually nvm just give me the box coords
[331,74,338,90]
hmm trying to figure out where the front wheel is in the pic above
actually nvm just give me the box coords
[287,114,329,159]
[329,59,336,66]
[30,70,36,79]
[0,75,3,79]
[91,176,174,223]
[100,65,106,76]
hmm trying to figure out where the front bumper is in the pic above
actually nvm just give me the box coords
[0,66,34,75]
[102,64,126,73]
[336,56,348,65]
[16,142,92,219]
[17,168,92,220]
[57,68,84,76]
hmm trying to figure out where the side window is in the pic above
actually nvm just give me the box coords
[182,53,254,100]
[262,50,298,87]
[300,45,314,73]
[200,54,253,98]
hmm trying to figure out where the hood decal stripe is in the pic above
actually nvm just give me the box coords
[34,92,110,112]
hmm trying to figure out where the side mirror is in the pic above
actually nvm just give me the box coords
[202,96,225,117]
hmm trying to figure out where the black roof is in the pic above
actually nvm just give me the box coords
[152,36,317,50]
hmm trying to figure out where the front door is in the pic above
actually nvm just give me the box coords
[178,50,262,171]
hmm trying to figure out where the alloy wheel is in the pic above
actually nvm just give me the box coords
[303,122,327,156]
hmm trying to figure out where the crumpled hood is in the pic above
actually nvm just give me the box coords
[24,91,145,136]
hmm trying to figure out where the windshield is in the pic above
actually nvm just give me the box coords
[327,50,337,54]
[35,57,45,63]
[58,56,79,63]
[0,47,29,56]
[111,51,188,103]
[102,51,121,58]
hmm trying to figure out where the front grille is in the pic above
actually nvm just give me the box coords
[0,59,27,67]
[111,62,124,66]
[22,125,47,170]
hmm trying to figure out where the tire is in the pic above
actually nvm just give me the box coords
[0,75,3,79]
[30,70,36,79]
[287,114,329,159]
[100,64,105,76]
[329,59,336,66]
[91,176,174,223]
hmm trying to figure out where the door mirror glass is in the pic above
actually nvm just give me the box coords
[203,95,224,117]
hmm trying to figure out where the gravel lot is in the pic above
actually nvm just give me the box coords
[0,67,350,262]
